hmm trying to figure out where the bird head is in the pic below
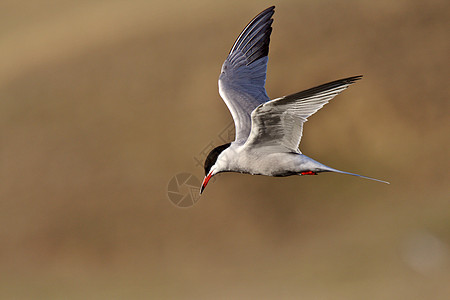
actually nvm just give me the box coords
[200,143,231,194]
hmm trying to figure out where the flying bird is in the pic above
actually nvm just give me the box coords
[201,6,389,194]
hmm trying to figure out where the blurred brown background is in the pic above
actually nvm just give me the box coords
[1,0,449,299]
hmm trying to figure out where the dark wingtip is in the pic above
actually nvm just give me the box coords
[256,6,276,16]
[280,75,364,103]
[346,75,363,84]
[229,6,276,64]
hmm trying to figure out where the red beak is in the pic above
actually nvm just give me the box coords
[200,172,213,195]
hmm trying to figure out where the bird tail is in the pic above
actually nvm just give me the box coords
[322,166,390,184]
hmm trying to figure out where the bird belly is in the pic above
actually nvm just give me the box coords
[233,151,303,177]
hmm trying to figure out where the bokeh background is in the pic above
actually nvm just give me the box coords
[1,0,449,299]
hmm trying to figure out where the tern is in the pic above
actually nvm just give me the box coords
[200,6,389,194]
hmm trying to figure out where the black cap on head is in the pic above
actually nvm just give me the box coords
[204,143,231,176]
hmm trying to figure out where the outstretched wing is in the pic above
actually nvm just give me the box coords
[244,76,363,152]
[218,6,275,143]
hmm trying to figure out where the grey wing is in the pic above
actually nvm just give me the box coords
[244,76,363,152]
[218,6,274,143]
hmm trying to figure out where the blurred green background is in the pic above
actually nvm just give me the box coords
[1,0,449,299]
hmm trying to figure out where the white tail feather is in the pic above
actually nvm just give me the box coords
[328,168,390,184]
